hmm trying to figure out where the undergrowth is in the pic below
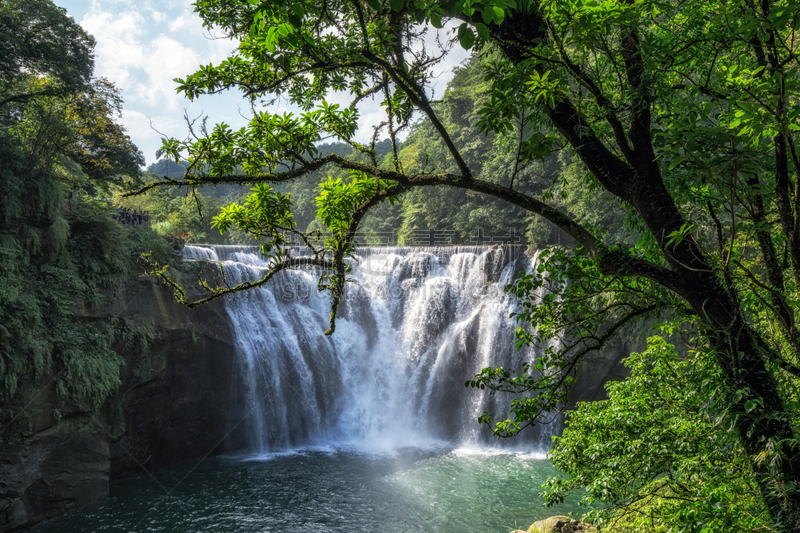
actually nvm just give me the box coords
[0,193,176,436]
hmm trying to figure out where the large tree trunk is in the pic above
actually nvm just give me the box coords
[684,273,800,530]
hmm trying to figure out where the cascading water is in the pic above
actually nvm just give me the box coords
[33,245,584,533]
[182,244,556,453]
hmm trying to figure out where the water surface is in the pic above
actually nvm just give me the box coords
[36,447,584,532]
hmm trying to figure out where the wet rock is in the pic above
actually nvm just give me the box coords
[164,235,185,251]
[102,275,248,477]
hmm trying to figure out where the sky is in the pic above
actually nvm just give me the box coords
[52,0,469,167]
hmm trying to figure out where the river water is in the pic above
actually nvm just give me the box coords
[37,245,587,531]
[36,447,583,532]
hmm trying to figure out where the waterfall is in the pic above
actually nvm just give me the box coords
[182,244,556,453]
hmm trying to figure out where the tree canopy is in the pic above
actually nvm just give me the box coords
[0,0,95,109]
[0,0,157,420]
[134,0,800,529]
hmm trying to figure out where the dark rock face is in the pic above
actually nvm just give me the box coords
[0,276,247,531]
[105,278,248,478]
[0,423,109,531]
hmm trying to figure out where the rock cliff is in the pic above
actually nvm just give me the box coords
[0,275,247,531]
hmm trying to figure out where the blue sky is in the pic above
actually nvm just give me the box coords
[53,0,467,167]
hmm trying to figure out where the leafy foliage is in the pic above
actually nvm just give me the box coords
[0,194,174,415]
[214,183,295,252]
[468,245,667,437]
[0,0,95,107]
[543,335,772,533]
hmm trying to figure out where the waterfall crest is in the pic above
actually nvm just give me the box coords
[182,244,554,452]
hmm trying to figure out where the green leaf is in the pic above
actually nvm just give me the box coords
[475,22,490,40]
[288,13,302,28]
[492,5,505,24]
[366,0,382,9]
[458,23,475,49]
[668,155,687,171]
[390,0,404,11]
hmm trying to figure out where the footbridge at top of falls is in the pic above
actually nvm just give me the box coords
[183,243,531,279]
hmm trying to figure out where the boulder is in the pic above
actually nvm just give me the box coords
[528,516,597,533]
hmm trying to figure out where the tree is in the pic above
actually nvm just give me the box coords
[0,0,163,419]
[13,78,145,193]
[394,54,572,244]
[132,0,800,528]
[0,0,95,109]
[542,335,772,531]
[0,0,140,235]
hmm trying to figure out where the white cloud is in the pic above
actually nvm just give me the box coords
[76,0,246,165]
[68,0,468,165]
[81,10,148,87]
[134,35,200,109]
[81,5,236,111]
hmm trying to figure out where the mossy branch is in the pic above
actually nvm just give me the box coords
[145,254,336,309]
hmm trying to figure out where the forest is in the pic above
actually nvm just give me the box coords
[2,0,800,531]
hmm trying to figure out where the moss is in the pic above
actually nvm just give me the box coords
[0,193,177,431]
